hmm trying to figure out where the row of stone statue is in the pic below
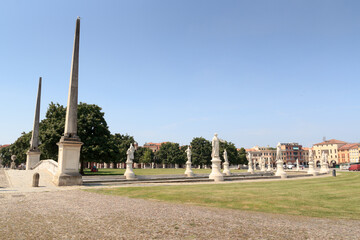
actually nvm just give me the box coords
[123,133,232,181]
[122,137,330,181]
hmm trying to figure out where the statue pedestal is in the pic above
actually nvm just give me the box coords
[275,160,286,177]
[209,157,224,181]
[248,165,254,174]
[26,150,41,170]
[53,138,83,186]
[267,165,272,172]
[185,161,194,177]
[307,161,317,174]
[319,163,329,174]
[223,162,231,176]
[260,165,266,172]
[124,160,136,179]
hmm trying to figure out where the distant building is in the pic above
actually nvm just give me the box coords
[313,139,347,166]
[349,144,360,163]
[302,147,311,165]
[338,143,359,164]
[280,143,303,165]
[143,142,167,152]
[0,144,10,149]
[245,146,276,165]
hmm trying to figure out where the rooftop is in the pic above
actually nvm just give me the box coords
[313,139,347,146]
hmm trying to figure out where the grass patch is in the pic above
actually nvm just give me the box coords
[86,172,360,220]
[83,168,246,175]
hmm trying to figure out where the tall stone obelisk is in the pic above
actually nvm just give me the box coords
[53,17,83,186]
[26,77,42,170]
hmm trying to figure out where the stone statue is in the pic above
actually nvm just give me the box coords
[185,146,191,162]
[275,142,286,177]
[209,133,225,181]
[124,143,136,179]
[211,133,224,159]
[223,149,228,163]
[127,143,135,161]
[223,149,231,175]
[247,152,254,173]
[185,146,194,177]
[276,142,281,160]
[260,157,266,171]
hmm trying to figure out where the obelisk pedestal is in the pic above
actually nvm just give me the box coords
[26,150,41,170]
[209,157,224,181]
[223,161,231,176]
[53,137,83,186]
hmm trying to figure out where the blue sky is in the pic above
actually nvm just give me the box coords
[1,0,360,148]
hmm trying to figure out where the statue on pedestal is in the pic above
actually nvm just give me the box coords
[209,133,225,181]
[223,149,231,175]
[275,142,286,177]
[184,146,194,177]
[260,157,266,171]
[124,143,136,179]
[247,152,254,174]
[307,149,317,174]
[267,157,272,171]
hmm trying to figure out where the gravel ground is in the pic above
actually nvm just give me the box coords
[0,190,359,240]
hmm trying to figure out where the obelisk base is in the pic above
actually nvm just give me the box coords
[209,157,224,181]
[53,138,83,186]
[275,159,286,177]
[124,161,136,179]
[26,150,41,170]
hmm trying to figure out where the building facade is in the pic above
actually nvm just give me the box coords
[143,142,167,152]
[349,144,360,163]
[312,139,347,166]
[245,146,276,165]
[280,143,303,165]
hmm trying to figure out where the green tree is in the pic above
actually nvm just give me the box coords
[140,148,154,164]
[156,142,185,166]
[219,141,240,165]
[238,147,247,165]
[0,145,12,167]
[39,103,66,160]
[110,133,135,165]
[190,137,211,166]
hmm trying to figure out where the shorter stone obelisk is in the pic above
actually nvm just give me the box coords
[267,157,272,172]
[124,143,136,179]
[209,133,224,181]
[53,17,83,186]
[222,149,231,176]
[275,142,286,177]
[184,146,194,177]
[26,77,42,170]
[247,152,254,174]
